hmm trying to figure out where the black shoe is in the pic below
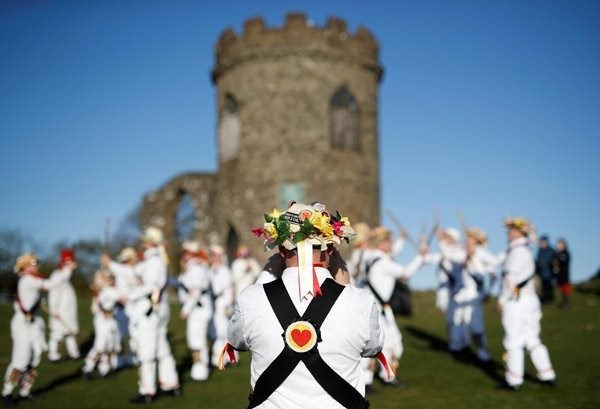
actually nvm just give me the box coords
[129,394,154,404]
[540,379,557,388]
[161,387,182,398]
[381,378,407,388]
[19,393,42,401]
[495,381,521,392]
[2,395,16,409]
[365,385,377,395]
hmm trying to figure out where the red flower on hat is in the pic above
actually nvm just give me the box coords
[251,227,266,238]
[332,220,345,236]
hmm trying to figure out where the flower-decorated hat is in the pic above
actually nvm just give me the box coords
[252,201,355,299]
[252,201,356,251]
[466,227,488,245]
[504,217,532,236]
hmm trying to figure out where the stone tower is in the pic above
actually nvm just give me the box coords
[141,13,383,267]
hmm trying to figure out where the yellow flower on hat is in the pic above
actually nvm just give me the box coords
[264,222,278,240]
[309,212,333,238]
[269,209,283,219]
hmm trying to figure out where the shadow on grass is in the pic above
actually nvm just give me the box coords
[403,325,505,384]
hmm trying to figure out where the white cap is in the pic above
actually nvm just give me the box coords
[182,240,201,253]
[141,226,164,245]
[444,227,461,243]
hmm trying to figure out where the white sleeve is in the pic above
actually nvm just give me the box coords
[423,252,442,265]
[44,267,73,290]
[227,298,248,351]
[439,242,466,263]
[362,299,385,357]
[401,254,425,279]
[477,248,504,273]
[391,237,405,257]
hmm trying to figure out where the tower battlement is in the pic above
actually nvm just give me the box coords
[213,13,381,82]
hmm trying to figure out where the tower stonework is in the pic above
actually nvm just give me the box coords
[141,13,383,265]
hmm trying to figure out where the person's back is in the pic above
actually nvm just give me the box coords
[232,266,381,408]
[227,201,383,408]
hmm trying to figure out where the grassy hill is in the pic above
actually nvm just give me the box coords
[1,290,598,409]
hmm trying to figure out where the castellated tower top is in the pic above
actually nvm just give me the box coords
[212,13,382,82]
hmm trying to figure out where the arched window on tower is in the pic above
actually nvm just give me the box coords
[219,93,241,162]
[330,87,360,151]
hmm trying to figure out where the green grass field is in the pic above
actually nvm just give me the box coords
[1,290,598,409]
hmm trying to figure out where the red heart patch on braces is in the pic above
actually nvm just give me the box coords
[291,329,312,347]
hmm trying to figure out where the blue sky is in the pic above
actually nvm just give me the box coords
[1,0,598,288]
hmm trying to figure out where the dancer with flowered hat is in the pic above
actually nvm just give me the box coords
[497,217,556,391]
[226,201,388,408]
[2,253,74,406]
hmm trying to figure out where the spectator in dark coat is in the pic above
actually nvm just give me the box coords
[553,238,571,308]
[536,235,556,304]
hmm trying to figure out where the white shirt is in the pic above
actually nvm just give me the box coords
[499,238,536,306]
[231,257,262,298]
[367,249,423,302]
[108,261,138,298]
[211,263,234,307]
[14,268,72,315]
[228,266,384,409]
[178,258,212,316]
[127,247,168,314]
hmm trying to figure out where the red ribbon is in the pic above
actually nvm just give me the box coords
[376,351,396,380]
[218,342,238,370]
[313,263,324,297]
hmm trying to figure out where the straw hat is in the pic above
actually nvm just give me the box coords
[141,226,164,245]
[368,226,392,246]
[504,217,532,236]
[118,247,138,263]
[352,222,371,247]
[466,227,487,245]
[14,253,38,273]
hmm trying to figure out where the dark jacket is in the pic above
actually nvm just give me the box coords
[536,246,556,280]
[554,249,570,284]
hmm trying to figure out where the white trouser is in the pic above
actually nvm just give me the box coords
[3,314,46,397]
[83,313,121,375]
[136,301,179,395]
[187,306,212,381]
[211,298,231,365]
[502,299,556,386]
[377,306,402,381]
[445,299,470,352]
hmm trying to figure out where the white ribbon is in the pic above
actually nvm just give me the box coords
[297,240,314,301]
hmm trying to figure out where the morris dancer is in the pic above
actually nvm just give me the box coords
[497,217,556,390]
[2,253,74,405]
[108,227,180,403]
[47,249,80,361]
[177,240,212,381]
[225,201,389,409]
[82,270,121,378]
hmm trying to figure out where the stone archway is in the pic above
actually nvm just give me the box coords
[140,172,219,274]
